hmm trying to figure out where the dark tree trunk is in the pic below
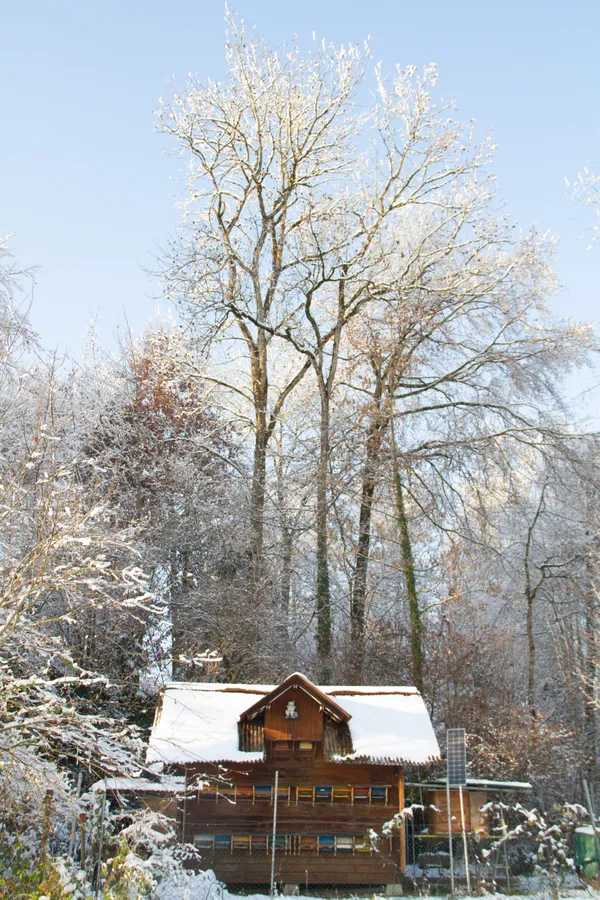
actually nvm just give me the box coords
[349,375,388,683]
[389,415,423,693]
[171,548,194,680]
[250,331,269,585]
[583,564,598,784]
[393,465,424,693]
[316,389,332,678]
[280,524,293,614]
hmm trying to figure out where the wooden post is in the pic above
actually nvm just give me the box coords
[94,792,106,899]
[459,786,471,894]
[39,789,54,863]
[79,813,87,870]
[68,771,83,860]
[398,768,406,873]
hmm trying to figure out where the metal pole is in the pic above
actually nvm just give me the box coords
[181,768,188,844]
[500,812,511,893]
[459,786,471,894]
[270,770,279,897]
[446,780,455,894]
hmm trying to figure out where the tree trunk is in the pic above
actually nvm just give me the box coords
[349,381,388,683]
[316,385,332,677]
[171,548,193,680]
[393,464,424,693]
[523,486,545,720]
[583,564,598,784]
[250,332,269,582]
[251,422,267,571]
[525,580,536,718]
[390,416,423,692]
[281,524,293,614]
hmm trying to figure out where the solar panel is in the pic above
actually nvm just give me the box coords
[447,728,466,786]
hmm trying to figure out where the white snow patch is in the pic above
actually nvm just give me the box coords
[92,776,185,793]
[147,687,265,765]
[146,680,439,766]
[333,692,440,764]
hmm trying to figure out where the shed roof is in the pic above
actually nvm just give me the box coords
[146,675,440,767]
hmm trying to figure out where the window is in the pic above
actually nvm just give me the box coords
[236,785,253,801]
[254,785,272,802]
[355,836,372,853]
[198,784,217,801]
[370,786,388,804]
[232,835,251,853]
[194,834,213,850]
[297,785,315,803]
[315,786,332,802]
[272,740,292,759]
[276,785,291,804]
[336,836,353,853]
[217,785,235,803]
[295,740,316,758]
[269,835,287,853]
[319,835,335,853]
[352,786,370,804]
[214,835,231,852]
[252,835,268,853]
[300,835,318,853]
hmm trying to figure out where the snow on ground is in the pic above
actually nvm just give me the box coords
[153,868,600,900]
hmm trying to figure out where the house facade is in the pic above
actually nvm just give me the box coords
[142,672,441,888]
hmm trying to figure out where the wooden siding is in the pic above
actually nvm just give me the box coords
[427,789,488,835]
[179,760,404,883]
[187,760,400,786]
[264,689,323,741]
[193,846,400,885]
[186,797,398,830]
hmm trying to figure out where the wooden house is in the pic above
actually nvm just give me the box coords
[140,672,441,888]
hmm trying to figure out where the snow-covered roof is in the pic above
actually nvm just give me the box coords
[93,775,185,793]
[146,677,440,767]
[331,692,440,765]
[424,778,532,791]
[147,686,265,766]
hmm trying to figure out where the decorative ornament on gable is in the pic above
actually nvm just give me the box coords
[285,700,298,719]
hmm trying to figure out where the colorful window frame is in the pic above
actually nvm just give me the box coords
[214,835,231,852]
[206,833,373,856]
[194,834,213,850]
[235,785,253,801]
[254,785,272,802]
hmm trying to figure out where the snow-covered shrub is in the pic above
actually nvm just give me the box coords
[482,801,589,897]
[99,807,207,900]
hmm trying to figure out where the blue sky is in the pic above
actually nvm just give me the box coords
[2,1,599,418]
